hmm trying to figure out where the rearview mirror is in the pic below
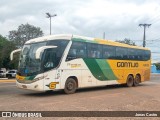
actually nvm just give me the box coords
[35,46,57,59]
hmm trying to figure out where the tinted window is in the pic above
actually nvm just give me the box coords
[128,49,136,60]
[135,50,143,60]
[42,49,57,71]
[128,49,150,61]
[143,50,151,60]
[87,43,102,58]
[103,45,116,59]
[66,41,87,61]
[66,41,151,61]
[48,40,69,59]
[116,47,128,59]
[41,40,69,71]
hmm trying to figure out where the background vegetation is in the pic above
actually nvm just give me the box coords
[154,63,160,70]
[0,23,43,70]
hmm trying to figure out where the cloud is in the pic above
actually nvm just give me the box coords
[0,0,160,61]
[0,0,160,42]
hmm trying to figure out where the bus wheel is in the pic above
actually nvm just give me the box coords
[134,75,141,86]
[126,75,134,87]
[64,78,77,94]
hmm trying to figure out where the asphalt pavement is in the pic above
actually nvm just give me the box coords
[0,74,160,119]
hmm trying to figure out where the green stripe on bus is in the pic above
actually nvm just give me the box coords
[83,59,107,80]
[25,75,36,80]
[83,59,117,81]
[96,59,118,80]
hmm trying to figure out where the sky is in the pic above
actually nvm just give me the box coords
[0,0,160,62]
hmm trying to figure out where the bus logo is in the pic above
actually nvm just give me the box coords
[49,82,59,89]
[117,62,138,68]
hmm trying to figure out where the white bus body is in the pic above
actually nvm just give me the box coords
[12,34,151,94]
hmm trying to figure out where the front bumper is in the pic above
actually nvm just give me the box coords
[16,80,44,91]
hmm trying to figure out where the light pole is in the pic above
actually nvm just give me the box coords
[103,32,105,39]
[46,12,57,35]
[139,24,151,47]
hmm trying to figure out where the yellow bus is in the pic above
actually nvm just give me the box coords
[11,34,151,94]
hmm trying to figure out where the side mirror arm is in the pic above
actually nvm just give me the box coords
[35,46,57,59]
[10,49,22,61]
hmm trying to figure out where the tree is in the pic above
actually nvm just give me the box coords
[154,63,160,70]
[8,23,44,48]
[0,35,18,69]
[116,38,136,46]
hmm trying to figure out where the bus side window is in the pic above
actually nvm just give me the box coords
[102,45,116,59]
[143,50,150,60]
[66,48,77,61]
[135,50,142,60]
[87,43,102,59]
[77,49,85,58]
[116,47,128,59]
[128,49,135,60]
[96,44,102,58]
[66,41,87,61]
[70,49,77,56]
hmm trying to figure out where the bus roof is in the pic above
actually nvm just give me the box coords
[25,34,72,44]
[25,34,149,51]
[72,35,150,51]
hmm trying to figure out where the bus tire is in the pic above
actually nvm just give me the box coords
[126,75,134,87]
[64,78,77,94]
[134,74,141,86]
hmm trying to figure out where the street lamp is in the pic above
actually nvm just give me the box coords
[46,12,57,35]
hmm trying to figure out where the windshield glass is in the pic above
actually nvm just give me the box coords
[17,40,69,76]
[18,42,47,76]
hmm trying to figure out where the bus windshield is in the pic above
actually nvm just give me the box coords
[17,40,69,76]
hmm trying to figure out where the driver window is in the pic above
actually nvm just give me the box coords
[43,50,56,71]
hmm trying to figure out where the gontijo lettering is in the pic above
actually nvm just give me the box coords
[117,62,138,67]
